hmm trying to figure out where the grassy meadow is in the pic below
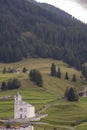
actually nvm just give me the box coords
[0,58,87,130]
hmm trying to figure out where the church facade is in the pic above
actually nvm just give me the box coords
[14,93,35,119]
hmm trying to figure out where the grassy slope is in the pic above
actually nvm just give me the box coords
[76,122,87,130]
[0,58,87,130]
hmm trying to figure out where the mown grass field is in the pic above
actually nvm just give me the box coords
[0,58,87,130]
[76,122,87,130]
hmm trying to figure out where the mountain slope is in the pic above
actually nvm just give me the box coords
[0,0,87,69]
[0,58,87,130]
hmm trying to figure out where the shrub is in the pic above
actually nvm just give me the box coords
[7,78,21,90]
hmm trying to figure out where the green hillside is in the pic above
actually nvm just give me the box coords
[0,58,87,130]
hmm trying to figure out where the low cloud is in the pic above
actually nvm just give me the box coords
[73,0,87,9]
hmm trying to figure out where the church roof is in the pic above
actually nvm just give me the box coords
[18,100,34,107]
[15,92,34,107]
[22,101,33,106]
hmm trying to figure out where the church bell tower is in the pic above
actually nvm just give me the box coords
[14,92,22,119]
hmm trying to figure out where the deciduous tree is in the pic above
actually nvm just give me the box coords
[7,78,21,90]
[29,69,43,87]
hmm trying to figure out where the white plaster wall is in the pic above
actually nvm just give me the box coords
[14,104,35,119]
[15,105,27,118]
[27,106,35,118]
[14,93,35,119]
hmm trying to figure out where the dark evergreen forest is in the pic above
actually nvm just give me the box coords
[0,0,87,69]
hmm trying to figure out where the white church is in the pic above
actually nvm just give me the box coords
[14,92,35,119]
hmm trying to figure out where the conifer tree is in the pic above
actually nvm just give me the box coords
[2,68,7,74]
[35,70,43,87]
[67,87,75,101]
[81,65,87,81]
[22,67,27,73]
[72,74,77,82]
[1,81,7,91]
[57,67,61,78]
[50,63,56,76]
[65,72,69,80]
[6,124,11,128]
[67,87,79,102]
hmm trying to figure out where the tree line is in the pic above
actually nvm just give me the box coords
[1,78,21,91]
[0,0,87,70]
[81,65,87,81]
[2,67,28,74]
[50,63,87,102]
[50,63,77,82]
[1,63,86,102]
[1,68,43,90]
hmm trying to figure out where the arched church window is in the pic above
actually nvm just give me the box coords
[20,108,23,111]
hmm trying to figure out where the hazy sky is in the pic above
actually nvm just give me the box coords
[36,0,87,23]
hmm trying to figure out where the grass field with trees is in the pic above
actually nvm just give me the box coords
[0,58,87,130]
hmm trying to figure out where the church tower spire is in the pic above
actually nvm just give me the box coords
[15,92,22,103]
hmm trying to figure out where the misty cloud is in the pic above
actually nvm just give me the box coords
[73,0,87,9]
